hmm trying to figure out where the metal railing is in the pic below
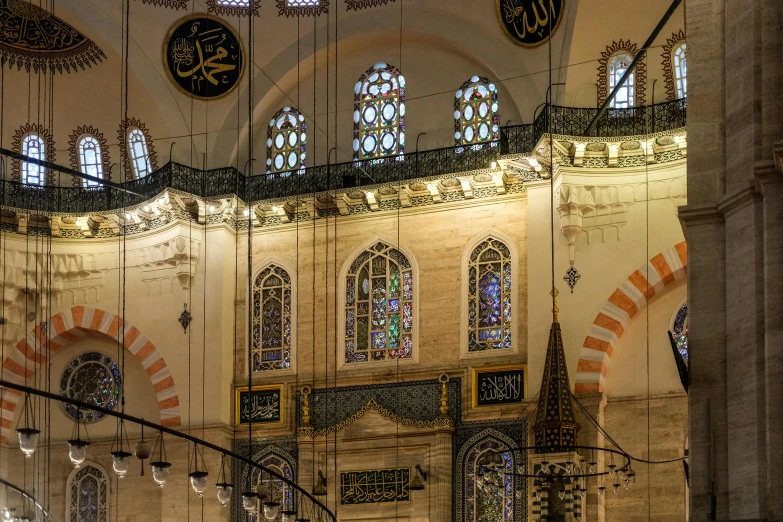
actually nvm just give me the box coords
[0,99,686,214]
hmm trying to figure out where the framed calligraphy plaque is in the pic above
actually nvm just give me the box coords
[496,0,564,48]
[340,468,410,505]
[163,14,245,100]
[235,384,283,425]
[472,365,527,407]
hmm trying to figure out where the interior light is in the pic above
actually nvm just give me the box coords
[111,450,132,478]
[68,439,90,468]
[16,428,39,459]
[528,158,539,167]
[490,160,498,170]
[271,206,278,213]
[209,204,215,212]
[143,205,150,212]
[151,461,171,488]
[189,471,209,497]
[216,483,233,507]
[125,213,132,220]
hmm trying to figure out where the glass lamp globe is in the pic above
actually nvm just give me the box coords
[241,492,259,513]
[68,439,90,468]
[16,428,40,459]
[111,451,132,478]
[150,461,171,488]
[256,483,270,500]
[262,501,281,521]
[281,510,297,522]
[216,483,233,507]
[2,508,15,522]
[134,440,151,460]
[189,471,209,497]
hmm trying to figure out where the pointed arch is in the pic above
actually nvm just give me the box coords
[250,257,297,372]
[460,229,520,358]
[575,241,687,394]
[337,236,419,368]
[11,123,55,184]
[66,461,110,522]
[0,306,181,442]
[597,40,647,107]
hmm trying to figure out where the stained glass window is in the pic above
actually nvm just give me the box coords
[455,76,499,148]
[353,62,405,161]
[78,135,104,187]
[345,241,413,363]
[22,134,45,185]
[218,0,249,5]
[468,238,512,352]
[68,465,108,522]
[59,352,122,423]
[248,452,295,520]
[466,440,515,522]
[266,107,306,174]
[673,43,687,98]
[609,53,635,108]
[671,301,688,361]
[252,264,292,371]
[127,128,151,179]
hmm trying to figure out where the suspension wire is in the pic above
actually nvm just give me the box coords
[644,57,652,521]
[246,0,255,471]
[324,7,330,507]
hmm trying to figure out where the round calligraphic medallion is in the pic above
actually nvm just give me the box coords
[163,14,244,100]
[496,0,565,48]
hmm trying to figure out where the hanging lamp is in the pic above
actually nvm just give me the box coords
[149,429,171,488]
[109,419,132,478]
[16,394,39,459]
[215,454,233,507]
[188,443,209,497]
[67,408,90,468]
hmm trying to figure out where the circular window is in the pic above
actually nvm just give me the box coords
[59,352,122,423]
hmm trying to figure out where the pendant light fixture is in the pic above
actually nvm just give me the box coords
[110,419,132,478]
[67,408,90,468]
[188,443,209,497]
[242,491,259,514]
[409,464,427,491]
[215,454,233,507]
[134,425,151,476]
[16,394,39,459]
[149,429,171,488]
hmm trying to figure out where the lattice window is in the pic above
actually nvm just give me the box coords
[670,301,688,361]
[608,54,634,108]
[345,241,413,363]
[78,135,105,186]
[22,134,45,185]
[673,43,687,98]
[252,264,292,371]
[465,440,515,521]
[127,128,151,179]
[468,238,512,352]
[455,76,499,148]
[244,449,297,520]
[266,108,306,174]
[353,62,405,161]
[67,465,108,522]
[60,352,122,423]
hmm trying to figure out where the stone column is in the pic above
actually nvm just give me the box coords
[432,427,453,522]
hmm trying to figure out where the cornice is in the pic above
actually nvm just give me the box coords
[716,181,761,217]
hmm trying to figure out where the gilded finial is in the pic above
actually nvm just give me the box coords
[300,385,312,430]
[438,374,450,418]
[550,287,559,322]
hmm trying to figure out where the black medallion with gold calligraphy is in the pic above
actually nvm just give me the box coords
[163,14,244,100]
[496,0,564,48]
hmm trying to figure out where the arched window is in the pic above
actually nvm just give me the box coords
[266,107,306,174]
[353,62,405,161]
[455,76,499,147]
[457,431,520,522]
[78,135,104,187]
[127,128,151,179]
[22,134,46,185]
[468,238,512,352]
[673,43,687,98]
[252,264,292,371]
[670,300,688,361]
[344,241,413,363]
[67,464,108,522]
[608,53,634,108]
[245,447,297,521]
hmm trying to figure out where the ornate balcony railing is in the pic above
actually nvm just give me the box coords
[0,99,686,214]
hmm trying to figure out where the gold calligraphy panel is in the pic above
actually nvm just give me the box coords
[340,468,410,505]
[163,14,244,100]
[495,0,564,48]
[472,365,527,408]
[235,384,283,425]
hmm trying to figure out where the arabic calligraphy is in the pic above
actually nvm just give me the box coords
[164,15,244,100]
[496,0,564,48]
[236,386,282,425]
[340,468,410,505]
[473,366,526,407]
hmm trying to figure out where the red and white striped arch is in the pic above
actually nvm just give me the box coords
[574,242,688,394]
[0,306,181,442]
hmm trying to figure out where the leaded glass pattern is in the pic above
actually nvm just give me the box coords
[673,43,687,98]
[127,128,151,179]
[252,264,292,371]
[671,301,688,361]
[249,453,295,519]
[345,241,413,363]
[78,135,104,186]
[59,352,122,423]
[455,76,499,148]
[466,440,515,522]
[22,134,45,185]
[609,53,634,108]
[468,238,512,352]
[68,465,108,522]
[266,107,306,174]
[353,62,405,161]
